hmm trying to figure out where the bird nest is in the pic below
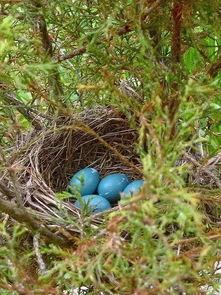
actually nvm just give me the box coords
[2,107,142,237]
[2,107,220,243]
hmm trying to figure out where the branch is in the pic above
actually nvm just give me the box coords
[56,0,164,63]
[0,196,70,247]
[26,107,52,121]
[3,93,43,130]
[206,152,221,167]
[0,180,15,200]
[38,17,64,97]
[172,0,184,63]
[184,152,221,189]
[175,227,221,246]
[38,17,53,57]
[33,234,47,275]
[30,0,64,99]
[56,46,87,62]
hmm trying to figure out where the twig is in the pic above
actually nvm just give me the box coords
[3,92,50,121]
[172,0,184,63]
[174,245,204,260]
[38,17,53,56]
[206,152,221,167]
[7,169,24,208]
[33,234,47,275]
[4,93,42,130]
[175,227,221,246]
[118,80,143,103]
[30,0,64,100]
[56,46,87,62]
[184,152,221,188]
[28,107,52,121]
[0,147,24,207]
[0,196,70,247]
[56,0,163,63]
[0,180,16,200]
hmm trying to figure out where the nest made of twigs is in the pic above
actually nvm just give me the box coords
[2,107,220,241]
[4,107,142,230]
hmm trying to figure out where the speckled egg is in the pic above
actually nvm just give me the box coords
[122,180,144,199]
[98,173,130,203]
[74,195,111,213]
[69,168,100,196]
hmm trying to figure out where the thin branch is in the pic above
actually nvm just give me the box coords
[27,108,52,121]
[56,46,87,62]
[0,196,70,247]
[56,0,164,63]
[7,169,24,208]
[184,152,221,188]
[30,0,64,99]
[38,16,64,97]
[4,93,42,130]
[38,17,53,56]
[33,234,47,275]
[0,180,15,200]
[175,227,221,246]
[172,0,184,63]
[206,152,221,167]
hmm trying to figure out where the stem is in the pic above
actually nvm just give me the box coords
[3,93,42,130]
[0,196,70,247]
[0,180,15,200]
[30,0,64,103]
[172,0,184,63]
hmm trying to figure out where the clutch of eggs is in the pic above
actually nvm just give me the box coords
[69,168,144,214]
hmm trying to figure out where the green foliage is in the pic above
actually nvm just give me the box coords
[0,0,220,294]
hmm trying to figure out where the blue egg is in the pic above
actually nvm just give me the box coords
[69,168,100,196]
[74,195,111,213]
[98,173,130,203]
[122,180,144,199]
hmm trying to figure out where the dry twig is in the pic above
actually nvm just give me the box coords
[184,152,221,188]
[33,234,47,275]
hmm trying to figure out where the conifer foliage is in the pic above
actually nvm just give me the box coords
[0,1,220,294]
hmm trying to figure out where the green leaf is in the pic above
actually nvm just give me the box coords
[183,47,202,73]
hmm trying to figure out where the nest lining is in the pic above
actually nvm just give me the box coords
[4,107,141,225]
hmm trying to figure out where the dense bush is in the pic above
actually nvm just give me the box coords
[0,1,220,294]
